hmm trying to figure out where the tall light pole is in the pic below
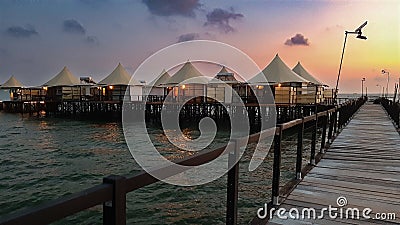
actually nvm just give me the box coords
[334,21,368,104]
[382,69,389,98]
[361,78,366,98]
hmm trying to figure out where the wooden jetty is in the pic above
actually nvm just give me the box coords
[268,102,400,224]
[1,99,331,125]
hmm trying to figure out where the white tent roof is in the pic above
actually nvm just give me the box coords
[43,66,80,87]
[218,66,230,74]
[249,54,310,84]
[1,75,24,88]
[165,61,208,85]
[147,69,171,87]
[210,66,240,84]
[292,62,325,86]
[98,63,140,86]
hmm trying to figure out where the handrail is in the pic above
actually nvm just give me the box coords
[0,97,367,225]
[380,98,400,129]
[0,184,113,225]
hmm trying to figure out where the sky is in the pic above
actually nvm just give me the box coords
[0,0,399,94]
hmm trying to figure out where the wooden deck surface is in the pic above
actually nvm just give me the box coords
[268,103,400,224]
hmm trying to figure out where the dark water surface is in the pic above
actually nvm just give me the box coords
[0,112,319,224]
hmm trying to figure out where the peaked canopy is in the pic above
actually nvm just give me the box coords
[292,62,325,86]
[211,66,239,84]
[218,66,230,74]
[1,75,24,88]
[43,66,80,87]
[147,69,171,87]
[165,61,208,85]
[99,63,139,86]
[249,54,310,85]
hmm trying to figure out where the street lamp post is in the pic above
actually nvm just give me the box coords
[334,21,368,104]
[382,70,390,98]
[361,78,366,98]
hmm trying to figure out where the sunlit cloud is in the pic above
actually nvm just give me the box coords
[63,19,86,35]
[204,8,244,33]
[85,35,99,46]
[142,0,201,17]
[284,33,310,46]
[177,33,200,43]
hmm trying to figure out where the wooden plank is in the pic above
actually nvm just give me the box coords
[316,162,400,173]
[306,173,400,188]
[309,167,400,182]
[288,190,400,217]
[280,199,397,225]
[294,184,400,204]
[301,176,400,195]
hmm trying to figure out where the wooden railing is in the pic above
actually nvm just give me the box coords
[0,98,366,225]
[380,98,400,128]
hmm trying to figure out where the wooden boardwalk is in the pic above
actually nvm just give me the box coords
[269,103,400,224]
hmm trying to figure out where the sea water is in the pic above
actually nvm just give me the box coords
[0,111,317,224]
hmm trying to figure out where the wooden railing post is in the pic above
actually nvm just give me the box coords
[226,140,239,225]
[333,109,338,135]
[327,112,334,143]
[310,115,317,166]
[320,113,328,153]
[103,175,126,225]
[271,126,282,206]
[295,119,304,180]
[339,106,344,129]
[396,103,400,128]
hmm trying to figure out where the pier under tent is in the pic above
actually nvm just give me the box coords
[164,61,209,103]
[96,63,143,102]
[142,69,171,102]
[292,62,326,104]
[1,76,48,113]
[249,54,310,105]
[19,86,47,102]
[0,75,24,101]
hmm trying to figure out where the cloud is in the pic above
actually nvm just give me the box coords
[85,35,99,46]
[204,8,244,33]
[177,33,200,43]
[63,19,86,35]
[284,34,310,46]
[142,0,201,17]
[5,25,38,38]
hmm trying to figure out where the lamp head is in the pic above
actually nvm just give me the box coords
[354,21,368,40]
[355,21,367,33]
[356,34,367,40]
